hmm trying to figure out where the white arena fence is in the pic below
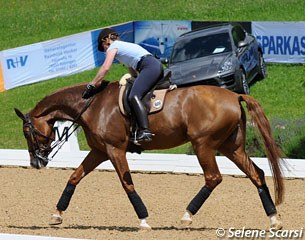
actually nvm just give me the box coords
[0,149,304,178]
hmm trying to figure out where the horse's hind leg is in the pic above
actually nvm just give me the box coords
[181,139,222,226]
[219,126,282,229]
[50,149,108,225]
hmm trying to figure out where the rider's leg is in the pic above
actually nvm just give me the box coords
[128,56,163,142]
[129,95,153,141]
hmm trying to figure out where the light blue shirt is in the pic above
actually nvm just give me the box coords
[107,40,151,70]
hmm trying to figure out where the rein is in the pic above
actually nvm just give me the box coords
[49,97,94,159]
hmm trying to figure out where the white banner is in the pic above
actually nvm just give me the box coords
[0,31,95,91]
[252,21,305,63]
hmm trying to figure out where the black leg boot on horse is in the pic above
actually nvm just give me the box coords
[129,96,153,143]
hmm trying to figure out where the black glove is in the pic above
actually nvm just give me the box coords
[82,84,96,99]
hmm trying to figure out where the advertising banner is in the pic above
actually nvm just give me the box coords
[134,20,191,59]
[252,22,305,63]
[0,31,95,91]
[0,52,4,92]
[0,22,135,92]
[1,21,304,92]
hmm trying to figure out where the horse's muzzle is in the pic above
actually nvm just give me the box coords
[29,151,49,169]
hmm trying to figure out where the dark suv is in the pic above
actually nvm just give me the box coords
[166,23,267,94]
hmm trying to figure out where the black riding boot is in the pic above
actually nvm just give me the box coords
[129,96,153,142]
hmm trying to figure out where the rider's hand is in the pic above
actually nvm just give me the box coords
[82,84,96,99]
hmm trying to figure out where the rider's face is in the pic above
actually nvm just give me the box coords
[102,39,110,51]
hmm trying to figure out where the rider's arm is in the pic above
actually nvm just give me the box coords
[90,48,117,86]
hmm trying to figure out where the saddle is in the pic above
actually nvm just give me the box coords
[118,71,176,116]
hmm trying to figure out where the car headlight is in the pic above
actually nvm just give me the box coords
[219,58,233,73]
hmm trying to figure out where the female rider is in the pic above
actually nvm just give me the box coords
[82,28,163,143]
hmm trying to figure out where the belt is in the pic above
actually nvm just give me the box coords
[136,54,152,72]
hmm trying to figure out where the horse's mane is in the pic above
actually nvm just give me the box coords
[31,81,115,118]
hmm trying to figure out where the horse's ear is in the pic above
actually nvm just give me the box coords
[14,108,26,121]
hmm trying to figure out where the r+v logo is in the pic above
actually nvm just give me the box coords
[6,55,28,69]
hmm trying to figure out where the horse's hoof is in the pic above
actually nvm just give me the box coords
[180,211,193,226]
[139,223,152,231]
[271,221,283,230]
[49,214,63,225]
[139,219,152,231]
[269,213,283,230]
[180,217,192,226]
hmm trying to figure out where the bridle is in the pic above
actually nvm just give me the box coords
[23,98,94,165]
[23,114,54,165]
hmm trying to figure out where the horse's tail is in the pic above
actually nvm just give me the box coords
[239,94,284,205]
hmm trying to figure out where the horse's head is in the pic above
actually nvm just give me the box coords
[14,108,55,169]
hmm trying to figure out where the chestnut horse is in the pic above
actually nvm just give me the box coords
[15,81,284,230]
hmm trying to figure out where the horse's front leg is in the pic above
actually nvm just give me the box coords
[107,146,151,230]
[49,149,108,225]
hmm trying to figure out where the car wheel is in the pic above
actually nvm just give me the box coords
[256,51,267,80]
[236,68,250,94]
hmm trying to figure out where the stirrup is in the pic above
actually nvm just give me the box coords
[131,129,154,145]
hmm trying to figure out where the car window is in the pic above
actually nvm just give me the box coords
[171,32,232,63]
